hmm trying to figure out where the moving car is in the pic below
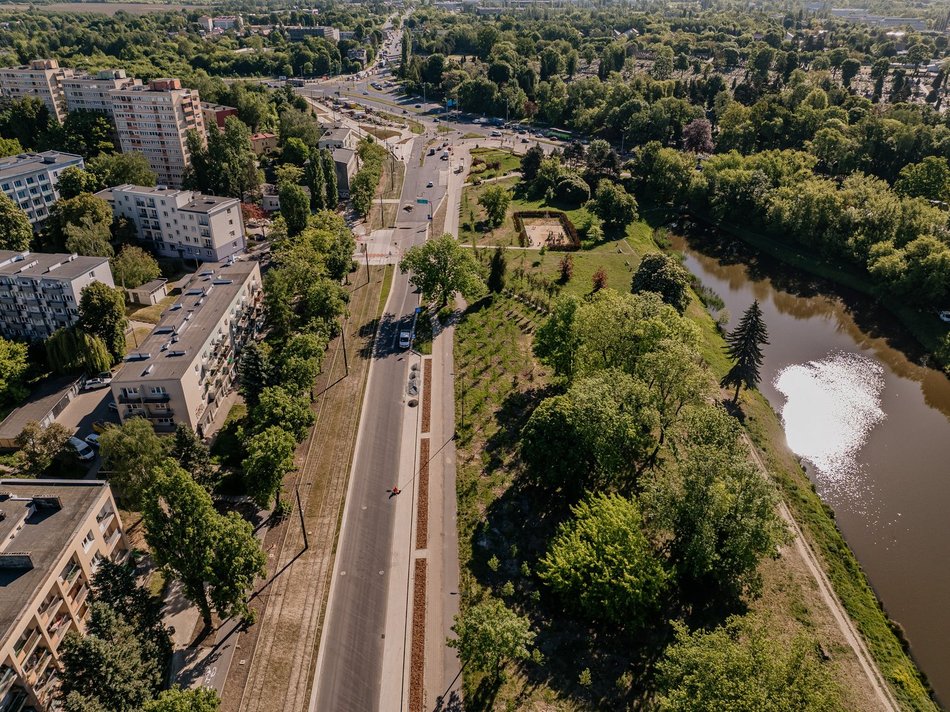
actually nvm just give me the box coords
[67,436,95,462]
[426,181,433,188]
[490,130,502,137]
[414,104,422,109]
[398,330,412,349]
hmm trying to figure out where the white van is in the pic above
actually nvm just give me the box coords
[67,436,95,462]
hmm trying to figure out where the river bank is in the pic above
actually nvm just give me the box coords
[667,225,947,710]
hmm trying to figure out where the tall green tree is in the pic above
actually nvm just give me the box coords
[45,328,112,376]
[243,425,297,508]
[78,282,128,363]
[478,185,511,228]
[279,182,311,237]
[252,387,315,441]
[631,253,692,314]
[238,341,273,408]
[57,167,100,200]
[65,214,114,257]
[143,464,266,628]
[590,180,638,230]
[100,418,168,510]
[0,337,28,406]
[399,233,486,307]
[142,688,220,712]
[539,493,667,627]
[320,148,338,206]
[0,193,33,251]
[171,423,214,487]
[486,246,507,293]
[184,118,260,200]
[87,152,157,189]
[656,617,843,711]
[448,599,534,679]
[111,246,160,289]
[720,300,770,403]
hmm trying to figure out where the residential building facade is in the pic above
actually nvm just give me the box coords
[200,102,238,133]
[0,59,72,122]
[0,251,114,341]
[110,78,205,187]
[250,132,278,156]
[317,126,357,151]
[0,480,127,711]
[62,69,140,117]
[286,25,340,42]
[332,147,358,197]
[96,184,245,264]
[0,151,84,227]
[110,261,263,436]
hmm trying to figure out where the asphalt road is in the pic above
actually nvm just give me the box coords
[309,135,430,712]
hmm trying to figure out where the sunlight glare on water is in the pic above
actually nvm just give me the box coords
[774,352,886,499]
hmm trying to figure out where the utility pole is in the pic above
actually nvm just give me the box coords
[363,243,370,284]
[340,317,349,377]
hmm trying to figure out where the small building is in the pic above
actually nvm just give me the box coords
[261,183,280,213]
[0,479,127,709]
[201,102,238,133]
[347,48,368,65]
[318,126,357,151]
[250,132,278,157]
[332,147,358,197]
[126,278,168,306]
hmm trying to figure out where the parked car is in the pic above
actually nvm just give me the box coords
[84,433,101,448]
[939,310,950,323]
[81,372,112,390]
[490,130,502,137]
[426,181,433,188]
[398,330,412,349]
[67,436,95,462]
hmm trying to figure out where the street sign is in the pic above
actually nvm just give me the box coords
[446,99,456,107]
[416,198,429,205]
[415,306,422,314]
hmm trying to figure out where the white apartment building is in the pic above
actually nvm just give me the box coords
[0,151,84,227]
[0,59,72,123]
[111,261,262,436]
[0,480,126,712]
[62,69,141,117]
[96,184,245,263]
[0,251,114,341]
[109,78,205,188]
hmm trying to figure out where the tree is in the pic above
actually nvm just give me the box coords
[841,58,861,88]
[631,253,692,314]
[656,617,843,711]
[14,421,70,477]
[0,193,33,251]
[277,332,327,396]
[112,245,161,289]
[539,493,667,627]
[399,234,486,307]
[45,328,112,376]
[487,246,507,293]
[279,182,311,237]
[60,109,116,158]
[252,386,315,441]
[243,425,297,508]
[895,156,950,202]
[65,215,114,257]
[142,688,220,712]
[100,418,168,510]
[478,185,511,228]
[554,174,590,205]
[520,145,544,183]
[448,598,534,677]
[592,266,608,291]
[320,148,338,206]
[682,118,714,154]
[0,337,28,406]
[184,118,260,200]
[0,137,22,158]
[282,137,310,166]
[59,604,161,712]
[0,97,51,149]
[171,423,214,487]
[57,166,100,200]
[87,152,157,189]
[47,193,114,251]
[720,300,770,403]
[238,341,273,408]
[143,464,265,628]
[78,281,128,363]
[590,180,638,230]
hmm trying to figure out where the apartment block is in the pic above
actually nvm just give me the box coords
[0,251,114,341]
[62,69,140,117]
[111,260,262,436]
[0,59,72,123]
[0,480,127,711]
[286,25,340,42]
[96,184,245,263]
[317,125,357,151]
[201,102,238,133]
[0,151,84,227]
[110,78,205,188]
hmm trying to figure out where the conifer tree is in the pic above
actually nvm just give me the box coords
[720,300,769,403]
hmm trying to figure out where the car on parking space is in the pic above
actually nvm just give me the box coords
[521,137,529,143]
[490,130,501,137]
[414,104,422,108]
[81,372,112,390]
[403,204,414,212]
[67,436,95,462]
[84,433,101,448]
[399,330,412,349]
[426,180,433,187]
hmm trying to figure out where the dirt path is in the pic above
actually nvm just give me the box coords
[220,267,388,712]
[742,432,900,712]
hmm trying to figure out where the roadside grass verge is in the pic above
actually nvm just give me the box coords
[467,147,520,181]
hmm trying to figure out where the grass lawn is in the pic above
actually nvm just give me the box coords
[125,325,153,351]
[375,110,424,135]
[126,293,177,324]
[452,221,934,710]
[468,147,521,181]
[359,124,400,141]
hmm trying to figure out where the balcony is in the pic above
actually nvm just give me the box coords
[59,562,80,585]
[0,667,16,698]
[105,528,122,550]
[96,510,115,533]
[37,595,63,621]
[14,629,40,663]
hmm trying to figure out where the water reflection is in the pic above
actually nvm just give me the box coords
[774,352,885,501]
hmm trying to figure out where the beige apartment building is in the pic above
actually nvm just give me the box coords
[111,260,262,436]
[0,251,114,341]
[109,78,205,188]
[0,59,72,123]
[96,184,246,264]
[0,479,126,711]
[62,69,140,117]
[0,151,84,227]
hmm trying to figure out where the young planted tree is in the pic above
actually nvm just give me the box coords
[399,233,486,307]
[143,465,266,628]
[720,300,770,403]
[448,598,535,679]
[486,246,507,293]
[99,418,168,510]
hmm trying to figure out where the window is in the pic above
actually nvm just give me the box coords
[82,530,95,552]
[149,386,167,394]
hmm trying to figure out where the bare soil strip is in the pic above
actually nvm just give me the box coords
[221,268,386,712]
[422,359,432,433]
[410,558,427,712]
[416,438,430,550]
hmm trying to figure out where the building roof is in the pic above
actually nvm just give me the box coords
[321,126,352,143]
[200,102,237,112]
[180,194,237,214]
[0,479,110,643]
[0,376,78,447]
[97,185,238,214]
[0,251,109,282]
[251,132,276,140]
[332,147,357,164]
[113,260,260,383]
[134,278,168,294]
[0,151,83,180]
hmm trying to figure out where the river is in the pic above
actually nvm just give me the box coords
[671,228,950,705]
